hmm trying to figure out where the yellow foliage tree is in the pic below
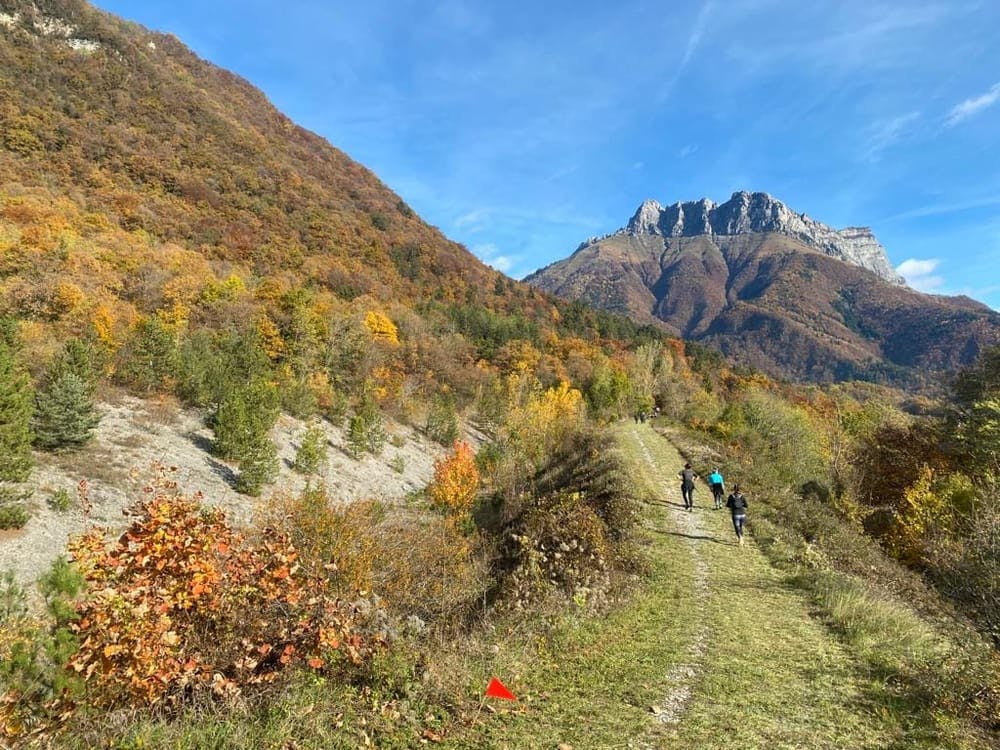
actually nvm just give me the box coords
[200,273,246,304]
[428,440,480,517]
[91,303,116,349]
[887,465,947,565]
[507,379,586,462]
[157,301,189,335]
[257,315,286,360]
[363,310,399,345]
[52,280,86,315]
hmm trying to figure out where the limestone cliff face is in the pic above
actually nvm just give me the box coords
[621,191,904,285]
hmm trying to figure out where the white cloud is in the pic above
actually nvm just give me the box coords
[486,255,514,273]
[657,1,716,99]
[897,258,945,292]
[724,4,950,76]
[472,243,515,274]
[944,82,1000,127]
[681,1,715,68]
[678,144,698,158]
[881,193,1000,222]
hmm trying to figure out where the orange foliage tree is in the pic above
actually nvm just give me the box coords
[66,468,374,709]
[427,441,480,517]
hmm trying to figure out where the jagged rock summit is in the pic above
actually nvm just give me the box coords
[620,191,904,285]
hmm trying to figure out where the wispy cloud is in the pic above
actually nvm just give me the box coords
[681,1,714,68]
[862,111,919,162]
[944,82,1000,127]
[724,4,952,77]
[658,1,715,99]
[897,258,945,292]
[881,194,1000,222]
[453,208,492,232]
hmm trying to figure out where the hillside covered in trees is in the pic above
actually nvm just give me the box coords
[2,1,1000,747]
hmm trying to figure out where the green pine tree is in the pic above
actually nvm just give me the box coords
[212,379,279,460]
[0,342,34,482]
[425,394,459,446]
[293,422,327,474]
[33,371,100,451]
[118,316,178,392]
[235,434,279,496]
[49,338,98,395]
[347,395,386,457]
[0,485,30,530]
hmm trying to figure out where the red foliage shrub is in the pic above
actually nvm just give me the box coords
[66,467,375,709]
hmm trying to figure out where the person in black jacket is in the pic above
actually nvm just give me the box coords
[678,463,698,511]
[726,484,748,545]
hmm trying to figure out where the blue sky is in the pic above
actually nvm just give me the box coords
[92,1,1000,308]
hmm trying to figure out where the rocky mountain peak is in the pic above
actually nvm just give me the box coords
[618,191,904,285]
[626,199,664,235]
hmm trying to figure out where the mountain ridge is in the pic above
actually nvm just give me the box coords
[610,191,904,285]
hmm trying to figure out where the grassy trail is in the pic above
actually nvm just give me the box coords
[457,422,910,749]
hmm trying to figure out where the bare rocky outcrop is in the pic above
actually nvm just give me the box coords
[0,393,456,589]
[621,191,904,285]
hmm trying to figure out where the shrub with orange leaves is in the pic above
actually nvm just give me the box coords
[427,441,480,517]
[66,467,374,710]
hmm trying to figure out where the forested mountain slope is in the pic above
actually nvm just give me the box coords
[0,0,497,297]
[2,3,999,748]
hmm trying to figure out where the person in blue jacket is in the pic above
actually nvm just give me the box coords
[708,468,725,509]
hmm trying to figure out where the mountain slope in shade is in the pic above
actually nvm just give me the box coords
[527,194,1000,386]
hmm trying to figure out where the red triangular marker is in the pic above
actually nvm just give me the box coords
[484,676,517,701]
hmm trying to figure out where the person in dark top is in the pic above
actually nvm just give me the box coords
[678,463,698,511]
[726,484,748,545]
[708,468,725,509]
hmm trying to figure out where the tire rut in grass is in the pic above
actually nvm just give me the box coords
[635,428,711,727]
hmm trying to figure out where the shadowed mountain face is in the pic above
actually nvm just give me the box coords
[526,195,1000,387]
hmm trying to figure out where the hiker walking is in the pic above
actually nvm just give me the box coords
[678,463,699,511]
[726,484,748,545]
[708,467,725,509]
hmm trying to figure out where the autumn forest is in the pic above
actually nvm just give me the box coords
[2,1,1000,747]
